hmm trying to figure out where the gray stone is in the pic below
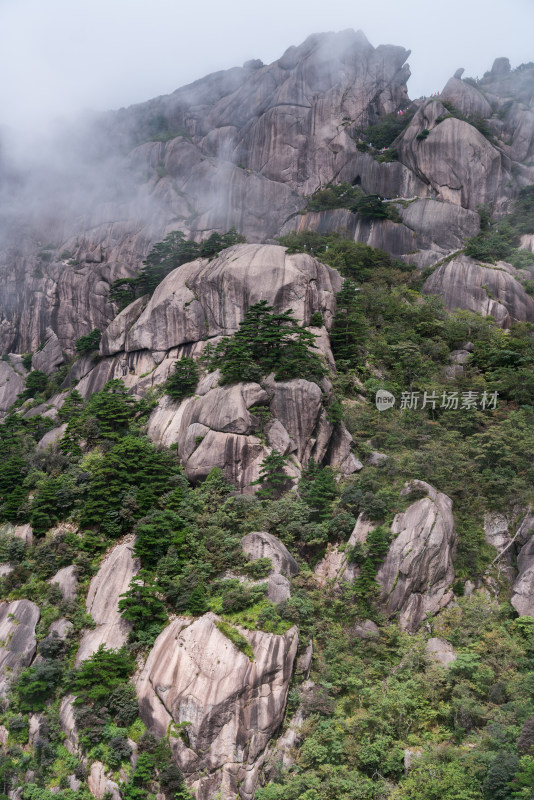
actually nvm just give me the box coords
[353,620,380,640]
[47,618,74,640]
[0,360,26,418]
[100,295,148,356]
[296,641,313,677]
[512,538,534,617]
[423,257,534,327]
[37,424,68,451]
[126,245,341,353]
[425,637,456,666]
[76,538,139,664]
[49,565,78,601]
[241,532,299,577]
[377,481,456,632]
[0,600,40,698]
[267,573,291,604]
[32,328,64,375]
[136,613,298,800]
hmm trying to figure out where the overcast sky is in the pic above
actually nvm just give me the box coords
[1,0,533,134]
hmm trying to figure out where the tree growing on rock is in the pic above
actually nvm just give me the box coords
[210,300,326,384]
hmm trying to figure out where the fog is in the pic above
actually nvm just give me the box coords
[1,0,533,136]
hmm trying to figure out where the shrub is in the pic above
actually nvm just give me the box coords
[109,229,245,310]
[75,328,101,354]
[356,109,415,149]
[243,557,272,579]
[71,645,134,706]
[215,620,254,659]
[164,358,199,401]
[23,370,48,399]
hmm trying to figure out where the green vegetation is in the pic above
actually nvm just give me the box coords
[1,222,534,799]
[439,100,495,141]
[304,184,400,221]
[207,300,326,384]
[164,357,199,401]
[354,108,415,150]
[465,188,534,266]
[109,228,246,310]
[74,328,101,355]
[215,620,255,659]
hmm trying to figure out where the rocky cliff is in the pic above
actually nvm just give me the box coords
[1,29,534,800]
[2,33,533,354]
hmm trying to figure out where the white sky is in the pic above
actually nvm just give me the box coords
[1,0,533,133]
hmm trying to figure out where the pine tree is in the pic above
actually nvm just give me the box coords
[329,280,367,370]
[252,450,292,500]
[118,571,168,636]
[57,390,85,422]
[164,358,199,401]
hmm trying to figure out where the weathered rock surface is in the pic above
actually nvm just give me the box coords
[137,613,298,800]
[100,295,148,356]
[0,522,33,545]
[397,100,515,211]
[0,600,40,697]
[146,372,360,490]
[0,359,26,417]
[76,538,139,664]
[241,532,299,578]
[512,537,534,617]
[314,512,374,586]
[88,761,121,800]
[423,257,534,327]
[266,573,291,604]
[47,618,74,640]
[31,328,64,375]
[59,695,78,754]
[377,481,456,631]
[125,244,341,353]
[425,637,456,666]
[440,76,493,118]
[37,424,68,451]
[49,565,78,601]
[353,619,380,640]
[1,37,534,358]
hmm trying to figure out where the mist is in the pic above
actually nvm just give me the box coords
[1,0,533,138]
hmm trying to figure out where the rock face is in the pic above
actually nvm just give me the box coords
[241,532,298,603]
[425,637,456,666]
[0,359,26,418]
[511,537,534,617]
[423,257,534,327]
[0,30,412,355]
[49,565,78,601]
[31,328,64,375]
[397,100,514,211]
[241,532,299,577]
[37,424,68,451]
[0,600,40,697]
[75,242,357,490]
[377,481,456,631]
[125,244,341,353]
[137,613,298,800]
[76,538,139,664]
[314,512,374,586]
[2,35,534,355]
